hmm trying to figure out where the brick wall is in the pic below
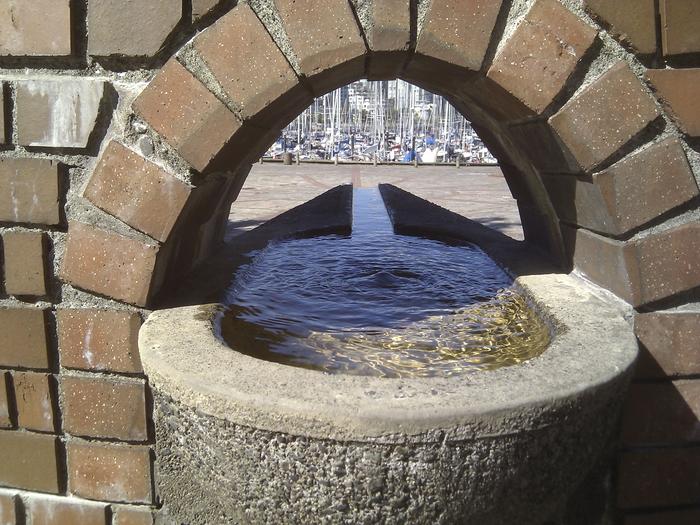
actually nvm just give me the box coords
[0,1,698,523]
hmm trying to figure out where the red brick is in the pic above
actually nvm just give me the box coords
[585,0,656,54]
[646,68,700,137]
[0,430,59,493]
[12,372,55,433]
[624,509,700,525]
[635,312,700,378]
[25,496,107,525]
[488,0,597,116]
[549,62,660,171]
[618,448,700,509]
[194,4,311,127]
[0,158,61,225]
[133,59,242,173]
[59,222,159,307]
[61,375,148,441]
[634,222,700,305]
[85,141,191,242]
[2,230,47,297]
[113,505,155,525]
[622,380,700,444]
[660,0,700,56]
[0,308,49,370]
[57,309,143,374]
[67,441,152,504]
[87,0,182,57]
[545,137,698,235]
[274,0,366,93]
[0,0,71,56]
[0,372,10,428]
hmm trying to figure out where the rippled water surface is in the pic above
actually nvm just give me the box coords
[221,188,550,377]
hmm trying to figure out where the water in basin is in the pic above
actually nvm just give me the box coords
[220,187,549,377]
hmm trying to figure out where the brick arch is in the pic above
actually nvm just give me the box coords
[59,0,700,314]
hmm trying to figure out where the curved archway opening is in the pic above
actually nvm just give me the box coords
[60,0,700,316]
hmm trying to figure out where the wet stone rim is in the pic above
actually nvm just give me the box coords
[139,270,638,442]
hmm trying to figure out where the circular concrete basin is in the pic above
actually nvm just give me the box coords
[140,273,637,524]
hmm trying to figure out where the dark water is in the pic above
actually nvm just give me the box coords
[220,188,550,378]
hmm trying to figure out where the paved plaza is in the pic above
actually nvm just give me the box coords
[228,163,523,240]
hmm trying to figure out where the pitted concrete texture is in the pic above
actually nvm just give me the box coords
[151,385,620,525]
[141,188,638,523]
[228,163,524,240]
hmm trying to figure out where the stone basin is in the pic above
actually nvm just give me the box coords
[139,269,637,524]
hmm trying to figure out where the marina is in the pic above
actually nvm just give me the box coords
[266,79,498,164]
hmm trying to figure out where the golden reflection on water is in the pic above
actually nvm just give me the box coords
[222,288,550,378]
[221,188,550,378]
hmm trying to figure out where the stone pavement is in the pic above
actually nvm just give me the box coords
[228,163,523,240]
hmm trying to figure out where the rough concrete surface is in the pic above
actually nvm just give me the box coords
[141,188,638,524]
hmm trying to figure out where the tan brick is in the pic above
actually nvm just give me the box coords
[508,120,580,173]
[368,0,410,53]
[567,227,638,304]
[635,313,700,378]
[16,79,105,149]
[624,509,700,525]
[87,0,182,57]
[545,137,699,235]
[274,0,366,93]
[194,4,311,127]
[0,308,49,370]
[488,0,597,116]
[0,0,71,56]
[2,231,47,297]
[25,496,107,525]
[622,380,700,444]
[85,142,191,242]
[68,441,152,504]
[0,430,59,493]
[62,375,147,441]
[59,222,159,307]
[549,62,660,171]
[646,68,700,137]
[57,309,143,374]
[0,372,10,428]
[618,448,700,509]
[415,0,503,71]
[585,0,656,54]
[0,85,4,144]
[660,0,700,56]
[133,59,242,173]
[0,158,61,225]
[0,492,16,525]
[634,222,700,305]
[193,0,221,20]
[366,0,411,79]
[113,505,154,525]
[12,372,55,433]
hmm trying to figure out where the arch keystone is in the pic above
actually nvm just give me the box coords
[273,0,367,93]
